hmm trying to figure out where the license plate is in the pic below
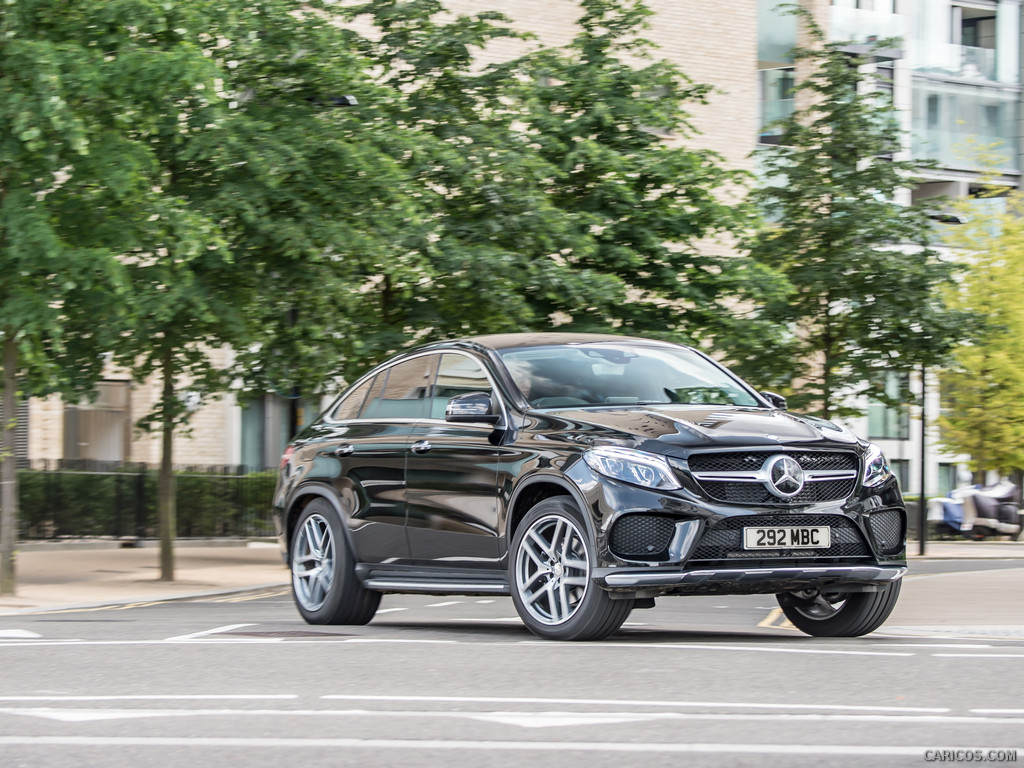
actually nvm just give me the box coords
[743,526,831,550]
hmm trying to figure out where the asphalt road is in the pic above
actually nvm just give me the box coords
[1,560,1022,768]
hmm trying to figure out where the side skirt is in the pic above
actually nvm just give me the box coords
[355,563,510,596]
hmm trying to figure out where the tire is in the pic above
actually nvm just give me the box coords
[290,499,380,625]
[509,497,633,641]
[776,580,902,637]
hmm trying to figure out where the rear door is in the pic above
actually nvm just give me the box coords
[316,355,436,564]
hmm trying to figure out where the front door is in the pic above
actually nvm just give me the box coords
[405,352,503,568]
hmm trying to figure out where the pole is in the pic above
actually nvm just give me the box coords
[1,334,18,594]
[918,363,927,557]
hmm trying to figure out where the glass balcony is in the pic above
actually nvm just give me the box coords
[912,83,1019,171]
[912,43,998,82]
[830,4,905,48]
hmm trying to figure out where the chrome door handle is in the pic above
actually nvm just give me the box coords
[410,440,432,454]
[330,444,354,458]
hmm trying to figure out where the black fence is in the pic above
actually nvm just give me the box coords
[17,461,278,540]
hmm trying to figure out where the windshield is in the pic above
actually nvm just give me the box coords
[499,343,762,409]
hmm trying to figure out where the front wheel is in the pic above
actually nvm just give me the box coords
[776,580,902,637]
[290,499,380,625]
[509,497,632,641]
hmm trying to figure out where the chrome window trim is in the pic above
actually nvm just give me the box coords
[322,348,511,428]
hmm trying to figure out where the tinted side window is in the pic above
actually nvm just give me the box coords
[430,354,494,419]
[362,356,437,420]
[330,375,376,421]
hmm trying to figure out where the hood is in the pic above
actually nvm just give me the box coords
[532,405,860,451]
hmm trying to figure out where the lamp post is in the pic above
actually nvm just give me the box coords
[918,362,927,557]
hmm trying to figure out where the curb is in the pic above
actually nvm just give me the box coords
[0,581,291,617]
[15,538,279,553]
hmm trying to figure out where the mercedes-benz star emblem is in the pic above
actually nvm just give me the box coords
[765,454,805,499]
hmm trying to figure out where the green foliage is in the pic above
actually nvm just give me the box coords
[0,1,147,397]
[334,0,765,378]
[737,6,966,418]
[17,468,277,539]
[938,192,1024,476]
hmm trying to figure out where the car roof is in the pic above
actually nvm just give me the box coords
[456,332,683,351]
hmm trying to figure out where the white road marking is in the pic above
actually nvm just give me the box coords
[514,640,913,657]
[319,693,950,714]
[933,653,1024,658]
[0,630,42,639]
[374,608,408,614]
[0,636,917,651]
[0,736,986,756]
[338,638,458,644]
[426,601,461,608]
[0,695,297,702]
[163,624,255,642]
[870,643,993,649]
[451,617,523,623]
[971,709,1024,715]
[0,707,1019,727]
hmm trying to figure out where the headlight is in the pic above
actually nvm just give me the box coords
[862,443,892,487]
[583,446,681,490]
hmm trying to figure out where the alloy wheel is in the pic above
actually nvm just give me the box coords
[514,513,591,625]
[292,513,336,611]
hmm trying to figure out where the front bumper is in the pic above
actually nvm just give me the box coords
[593,563,906,596]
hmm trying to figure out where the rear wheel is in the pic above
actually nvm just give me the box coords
[776,580,901,637]
[509,497,632,641]
[290,499,380,625]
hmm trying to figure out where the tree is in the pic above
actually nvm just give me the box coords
[338,0,768,377]
[736,7,965,418]
[937,191,1024,479]
[517,0,768,342]
[106,0,408,580]
[0,1,160,594]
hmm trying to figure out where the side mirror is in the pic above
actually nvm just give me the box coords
[761,391,788,410]
[445,392,502,425]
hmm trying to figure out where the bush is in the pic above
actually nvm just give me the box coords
[17,467,276,539]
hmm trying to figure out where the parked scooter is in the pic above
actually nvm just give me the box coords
[928,481,1023,540]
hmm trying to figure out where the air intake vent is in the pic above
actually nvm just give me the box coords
[609,514,677,560]
[866,509,905,555]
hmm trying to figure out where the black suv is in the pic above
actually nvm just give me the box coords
[274,333,907,640]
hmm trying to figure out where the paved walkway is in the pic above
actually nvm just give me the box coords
[0,538,1020,615]
[0,540,288,615]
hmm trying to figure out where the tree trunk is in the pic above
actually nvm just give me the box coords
[158,347,176,581]
[1,333,19,595]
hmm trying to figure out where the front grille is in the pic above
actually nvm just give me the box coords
[697,478,857,505]
[688,451,857,474]
[609,514,677,560]
[689,514,870,562]
[866,509,905,555]
[687,450,858,506]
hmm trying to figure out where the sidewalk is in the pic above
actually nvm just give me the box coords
[0,540,289,615]
[0,537,1021,616]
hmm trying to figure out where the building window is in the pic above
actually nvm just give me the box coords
[890,458,910,492]
[868,372,910,440]
[63,381,130,464]
[937,462,960,496]
[759,68,795,144]
[241,393,318,472]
